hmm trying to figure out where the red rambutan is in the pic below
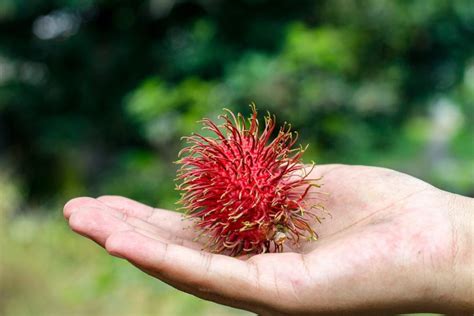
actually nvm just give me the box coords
[176,104,324,256]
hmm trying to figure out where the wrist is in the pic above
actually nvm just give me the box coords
[438,192,474,311]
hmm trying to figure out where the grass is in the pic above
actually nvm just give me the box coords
[0,210,250,316]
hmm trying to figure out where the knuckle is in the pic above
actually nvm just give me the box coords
[105,234,121,254]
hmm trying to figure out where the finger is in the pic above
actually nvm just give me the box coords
[97,195,197,240]
[64,196,130,222]
[96,195,155,218]
[66,196,160,226]
[67,202,204,250]
[65,196,199,242]
[68,206,131,245]
[64,196,99,219]
[104,230,271,310]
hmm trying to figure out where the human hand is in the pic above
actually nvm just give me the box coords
[63,164,473,315]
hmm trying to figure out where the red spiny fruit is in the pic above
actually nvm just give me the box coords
[176,105,323,256]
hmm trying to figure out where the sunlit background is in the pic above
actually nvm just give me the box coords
[1,0,473,315]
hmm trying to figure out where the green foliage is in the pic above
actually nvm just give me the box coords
[1,0,472,204]
[284,24,358,73]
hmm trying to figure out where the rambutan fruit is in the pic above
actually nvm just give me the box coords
[176,104,323,256]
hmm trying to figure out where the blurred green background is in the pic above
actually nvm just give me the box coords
[0,0,473,315]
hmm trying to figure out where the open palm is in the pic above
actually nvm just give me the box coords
[63,164,469,315]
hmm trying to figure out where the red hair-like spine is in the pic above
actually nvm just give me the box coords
[176,105,323,256]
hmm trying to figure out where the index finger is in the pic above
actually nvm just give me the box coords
[64,196,197,241]
[104,230,271,313]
